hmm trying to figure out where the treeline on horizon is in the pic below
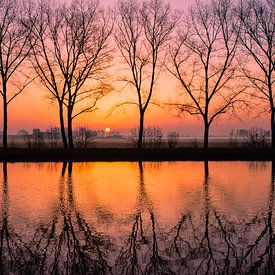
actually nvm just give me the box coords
[0,0,273,149]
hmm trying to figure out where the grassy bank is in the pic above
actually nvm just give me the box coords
[0,148,274,162]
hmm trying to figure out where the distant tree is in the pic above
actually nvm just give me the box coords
[229,129,239,148]
[46,126,60,148]
[74,127,97,148]
[167,131,180,148]
[32,128,45,148]
[27,0,113,149]
[0,0,33,148]
[237,0,275,148]
[115,0,180,149]
[129,127,139,146]
[168,0,245,149]
[22,131,32,149]
[17,129,29,136]
[143,126,163,148]
[130,126,163,148]
[231,127,270,148]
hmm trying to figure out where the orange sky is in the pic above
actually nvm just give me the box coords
[0,0,270,136]
[3,71,269,136]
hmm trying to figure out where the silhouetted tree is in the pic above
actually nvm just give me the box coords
[130,126,163,148]
[115,0,180,149]
[168,0,245,149]
[46,126,60,148]
[230,127,270,148]
[167,131,180,149]
[28,0,113,148]
[0,0,33,148]
[74,127,97,148]
[143,126,163,148]
[237,0,275,148]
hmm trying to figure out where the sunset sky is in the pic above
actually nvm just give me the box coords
[0,0,270,136]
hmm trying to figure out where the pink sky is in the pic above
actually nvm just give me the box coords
[103,0,191,8]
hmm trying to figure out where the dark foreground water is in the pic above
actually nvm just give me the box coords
[0,161,274,274]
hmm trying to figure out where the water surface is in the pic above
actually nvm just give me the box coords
[0,161,274,274]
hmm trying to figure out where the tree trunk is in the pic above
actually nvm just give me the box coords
[138,111,144,149]
[61,162,67,176]
[204,161,209,178]
[67,108,74,149]
[3,162,7,183]
[58,103,68,149]
[272,161,275,184]
[271,107,275,149]
[68,161,73,175]
[204,122,209,150]
[2,87,8,149]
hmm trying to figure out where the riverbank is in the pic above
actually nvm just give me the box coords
[0,148,274,162]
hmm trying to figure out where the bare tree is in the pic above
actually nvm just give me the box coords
[74,126,97,148]
[167,131,180,149]
[237,0,275,148]
[143,126,163,148]
[115,0,180,149]
[28,0,113,149]
[130,126,163,148]
[230,127,270,148]
[0,0,33,148]
[46,126,60,148]
[168,0,245,149]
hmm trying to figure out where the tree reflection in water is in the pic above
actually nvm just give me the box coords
[116,161,174,275]
[195,161,240,274]
[0,162,35,274]
[31,162,113,274]
[241,161,275,274]
[169,161,275,274]
[0,161,275,274]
